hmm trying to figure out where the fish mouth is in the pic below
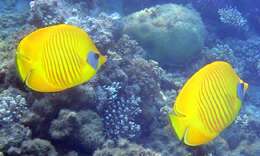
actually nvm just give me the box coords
[240,79,249,91]
[100,55,107,65]
[244,82,249,91]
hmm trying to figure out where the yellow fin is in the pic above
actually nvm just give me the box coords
[169,112,188,141]
[183,127,216,146]
[16,52,33,82]
[169,112,217,146]
[24,68,60,92]
[16,27,47,81]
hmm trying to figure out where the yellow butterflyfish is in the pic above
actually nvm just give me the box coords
[16,24,107,92]
[169,61,248,146]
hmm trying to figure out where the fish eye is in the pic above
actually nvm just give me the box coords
[94,53,99,59]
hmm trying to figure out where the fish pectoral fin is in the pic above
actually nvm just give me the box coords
[183,126,215,146]
[16,53,31,63]
[173,107,186,117]
[16,52,34,82]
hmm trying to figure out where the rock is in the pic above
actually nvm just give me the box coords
[123,4,206,66]
[0,124,31,151]
[49,109,79,140]
[93,139,161,156]
[49,109,105,153]
[20,138,58,156]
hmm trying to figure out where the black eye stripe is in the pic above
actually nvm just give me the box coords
[87,51,99,70]
[95,53,99,59]
[86,52,99,60]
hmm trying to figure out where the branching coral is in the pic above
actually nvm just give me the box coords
[218,7,248,30]
[97,82,142,139]
[65,12,122,52]
[0,88,28,125]
[92,35,169,140]
[227,37,260,79]
[29,0,65,26]
[203,43,244,77]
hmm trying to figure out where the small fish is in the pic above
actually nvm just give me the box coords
[16,24,107,92]
[169,61,248,146]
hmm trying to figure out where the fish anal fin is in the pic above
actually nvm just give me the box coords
[24,69,33,86]
[24,68,60,92]
[183,126,216,146]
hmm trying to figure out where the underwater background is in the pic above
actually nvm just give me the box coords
[0,0,260,156]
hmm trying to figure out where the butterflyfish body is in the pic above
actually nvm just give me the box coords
[169,61,248,146]
[16,24,107,92]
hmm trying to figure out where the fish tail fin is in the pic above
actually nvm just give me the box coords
[169,112,188,141]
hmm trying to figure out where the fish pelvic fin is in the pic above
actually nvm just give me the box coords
[169,111,188,142]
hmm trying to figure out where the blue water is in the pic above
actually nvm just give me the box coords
[0,0,260,156]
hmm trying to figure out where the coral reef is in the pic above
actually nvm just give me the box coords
[93,34,181,142]
[202,43,244,76]
[49,109,79,140]
[0,38,16,87]
[93,139,161,156]
[218,7,248,30]
[65,12,122,52]
[17,138,58,156]
[0,0,260,156]
[227,37,260,80]
[28,0,103,27]
[97,81,142,139]
[0,124,31,151]
[144,125,191,156]
[205,37,260,81]
[123,3,206,65]
[0,88,28,125]
[29,0,64,26]
[203,36,260,81]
